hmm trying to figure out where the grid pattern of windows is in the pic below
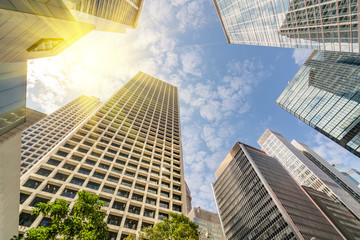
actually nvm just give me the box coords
[75,0,144,27]
[214,0,359,52]
[18,72,184,238]
[21,95,101,174]
[259,129,360,219]
[277,50,360,157]
[213,142,343,239]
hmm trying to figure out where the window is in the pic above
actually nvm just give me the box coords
[107,215,122,226]
[135,184,145,191]
[70,177,85,186]
[42,184,60,194]
[85,159,96,166]
[20,193,30,204]
[61,188,77,198]
[102,185,115,194]
[30,197,49,207]
[23,179,42,189]
[128,205,141,215]
[124,219,138,230]
[121,179,132,187]
[112,201,126,211]
[39,217,52,227]
[19,212,37,227]
[47,159,61,166]
[99,197,111,207]
[148,187,157,194]
[160,201,169,209]
[62,163,75,171]
[112,167,122,174]
[86,182,100,190]
[93,172,106,179]
[132,193,143,202]
[36,168,52,177]
[27,38,64,52]
[146,197,156,205]
[173,204,181,212]
[117,189,129,198]
[108,232,118,240]
[173,194,181,201]
[107,175,119,183]
[143,209,155,218]
[78,168,91,175]
[99,163,110,170]
[158,212,168,220]
[141,222,153,231]
[53,172,68,181]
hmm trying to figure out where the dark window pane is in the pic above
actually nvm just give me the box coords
[20,193,30,204]
[124,219,138,230]
[53,172,68,181]
[107,215,122,226]
[62,163,75,171]
[86,181,100,190]
[23,179,42,189]
[117,189,129,198]
[36,168,52,177]
[61,188,77,198]
[132,193,143,202]
[39,217,52,227]
[29,197,49,207]
[19,212,37,227]
[70,177,84,186]
[47,158,61,166]
[112,201,126,211]
[42,184,60,194]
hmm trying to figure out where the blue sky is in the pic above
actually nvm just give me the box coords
[27,0,359,211]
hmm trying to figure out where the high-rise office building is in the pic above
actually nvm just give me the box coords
[185,181,192,214]
[303,186,360,240]
[63,0,145,32]
[213,0,359,52]
[18,72,186,239]
[0,108,46,240]
[292,140,360,203]
[21,95,101,175]
[187,207,225,240]
[213,142,343,239]
[277,50,360,157]
[258,129,360,219]
[334,163,360,188]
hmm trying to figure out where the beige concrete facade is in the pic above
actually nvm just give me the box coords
[18,72,186,239]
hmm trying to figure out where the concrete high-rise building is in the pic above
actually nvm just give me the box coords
[292,140,360,203]
[213,0,359,52]
[185,181,192,214]
[21,95,101,175]
[277,50,360,157]
[187,207,225,240]
[334,163,360,188]
[303,186,360,240]
[18,72,186,239]
[258,129,360,219]
[213,142,343,239]
[0,108,46,240]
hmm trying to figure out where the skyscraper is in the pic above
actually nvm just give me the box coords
[187,207,225,240]
[18,72,186,239]
[0,108,46,240]
[21,95,101,175]
[213,142,343,239]
[277,50,360,157]
[213,0,359,52]
[291,140,360,203]
[258,129,360,219]
[334,163,360,188]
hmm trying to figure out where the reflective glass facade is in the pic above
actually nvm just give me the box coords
[213,142,341,240]
[213,0,359,52]
[277,50,360,157]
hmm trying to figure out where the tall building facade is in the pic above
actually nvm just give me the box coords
[213,142,343,240]
[303,186,360,240]
[334,163,360,188]
[292,140,360,203]
[258,129,360,219]
[187,207,225,240]
[21,95,101,175]
[213,0,359,52]
[185,181,192,214]
[18,72,186,239]
[277,50,360,157]
[0,108,46,240]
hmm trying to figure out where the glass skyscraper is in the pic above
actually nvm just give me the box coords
[277,50,360,157]
[213,0,359,52]
[213,142,342,240]
[18,72,186,239]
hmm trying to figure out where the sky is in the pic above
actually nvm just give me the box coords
[27,0,360,212]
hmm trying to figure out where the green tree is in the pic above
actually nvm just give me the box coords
[125,212,199,240]
[12,190,109,240]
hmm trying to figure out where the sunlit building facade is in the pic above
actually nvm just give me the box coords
[213,142,342,240]
[18,72,186,239]
[213,0,359,52]
[187,207,225,240]
[277,50,360,157]
[258,129,360,219]
[334,163,360,188]
[21,95,101,175]
[0,108,45,240]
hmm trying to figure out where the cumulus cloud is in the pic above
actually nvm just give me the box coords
[292,48,313,66]
[180,48,203,77]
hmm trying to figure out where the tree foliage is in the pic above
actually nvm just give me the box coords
[124,212,199,240]
[12,190,109,240]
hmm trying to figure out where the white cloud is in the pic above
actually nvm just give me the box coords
[292,49,313,66]
[180,48,203,77]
